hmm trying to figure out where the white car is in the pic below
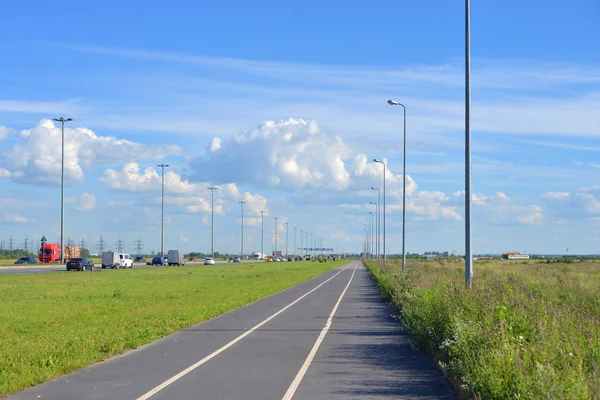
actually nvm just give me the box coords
[204,257,216,265]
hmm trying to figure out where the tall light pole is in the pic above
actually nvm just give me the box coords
[300,229,303,257]
[260,210,265,259]
[53,117,72,263]
[370,196,379,261]
[156,163,169,257]
[293,226,296,258]
[239,200,247,258]
[53,117,73,263]
[305,232,308,257]
[208,186,217,258]
[465,0,473,288]
[374,159,386,263]
[285,222,289,257]
[274,217,279,254]
[387,100,408,273]
[369,212,374,261]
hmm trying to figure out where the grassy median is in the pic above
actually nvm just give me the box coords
[0,260,346,396]
[367,258,600,399]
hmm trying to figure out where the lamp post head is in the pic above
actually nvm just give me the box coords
[208,186,217,190]
[387,100,401,106]
[374,158,384,164]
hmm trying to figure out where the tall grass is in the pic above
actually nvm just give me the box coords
[0,260,344,396]
[367,259,600,399]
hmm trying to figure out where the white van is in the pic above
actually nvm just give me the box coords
[102,252,133,269]
[167,250,185,266]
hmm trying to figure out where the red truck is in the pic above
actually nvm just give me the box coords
[39,243,61,263]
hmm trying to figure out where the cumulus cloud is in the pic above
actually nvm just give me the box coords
[451,191,543,225]
[0,120,181,186]
[0,126,15,141]
[542,187,600,218]
[75,193,97,211]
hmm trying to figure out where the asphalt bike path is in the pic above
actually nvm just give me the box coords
[8,260,453,399]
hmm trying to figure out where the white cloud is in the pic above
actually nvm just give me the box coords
[0,120,181,186]
[5,214,32,223]
[75,193,96,211]
[0,126,15,141]
[451,191,543,225]
[542,189,600,218]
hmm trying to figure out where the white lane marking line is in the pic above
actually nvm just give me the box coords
[136,264,351,400]
[282,262,358,400]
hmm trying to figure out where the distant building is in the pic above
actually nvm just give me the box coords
[502,252,530,260]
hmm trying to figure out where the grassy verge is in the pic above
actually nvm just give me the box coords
[366,259,600,399]
[0,260,346,396]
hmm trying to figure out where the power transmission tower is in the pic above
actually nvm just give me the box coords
[97,235,106,254]
[116,237,125,252]
[80,237,87,252]
[23,235,29,254]
[134,237,143,256]
[0,241,4,250]
[67,237,73,248]
[8,236,14,250]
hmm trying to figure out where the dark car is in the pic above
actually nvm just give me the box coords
[152,256,166,265]
[14,257,38,264]
[287,256,293,262]
[134,256,146,262]
[233,257,241,263]
[66,257,94,271]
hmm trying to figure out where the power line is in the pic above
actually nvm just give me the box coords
[8,235,14,251]
[134,237,144,256]
[116,237,125,253]
[97,235,106,254]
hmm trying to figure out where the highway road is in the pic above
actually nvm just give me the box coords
[7,261,453,400]
[0,260,247,275]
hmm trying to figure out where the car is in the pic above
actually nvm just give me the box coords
[188,257,195,261]
[233,257,241,263]
[265,256,274,262]
[66,257,94,271]
[14,257,38,264]
[152,256,166,265]
[274,257,281,262]
[134,256,146,262]
[204,257,216,265]
[287,256,293,262]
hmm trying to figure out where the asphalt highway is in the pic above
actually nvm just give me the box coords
[0,260,245,275]
[7,261,453,400]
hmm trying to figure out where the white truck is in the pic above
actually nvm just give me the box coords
[253,252,265,260]
[167,249,185,266]
[102,252,133,269]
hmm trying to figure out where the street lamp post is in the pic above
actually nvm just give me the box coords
[53,117,72,263]
[371,187,380,261]
[305,232,308,257]
[370,200,378,261]
[260,210,265,260]
[465,0,473,288]
[239,201,247,258]
[388,100,408,273]
[285,222,289,258]
[293,226,296,258]
[300,229,303,257]
[373,159,386,263]
[156,163,169,257]
[208,186,217,258]
[274,217,279,254]
[369,212,374,261]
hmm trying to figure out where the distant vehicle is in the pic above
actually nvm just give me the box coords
[102,252,133,269]
[204,257,216,265]
[14,257,38,264]
[66,257,95,271]
[253,252,265,260]
[167,250,185,266]
[64,246,81,261]
[39,243,60,263]
[233,257,241,263]
[265,256,274,262]
[188,257,195,261]
[274,257,281,262]
[305,255,311,260]
[134,256,146,262]
[152,256,166,266]
[287,256,293,262]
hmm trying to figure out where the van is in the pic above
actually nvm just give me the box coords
[102,252,133,269]
[167,250,185,266]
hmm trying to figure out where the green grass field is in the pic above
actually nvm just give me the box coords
[0,260,346,396]
[367,258,600,399]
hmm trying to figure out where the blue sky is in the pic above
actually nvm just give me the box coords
[0,0,599,256]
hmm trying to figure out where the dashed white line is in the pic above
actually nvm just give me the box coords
[136,264,352,400]
[281,261,358,400]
